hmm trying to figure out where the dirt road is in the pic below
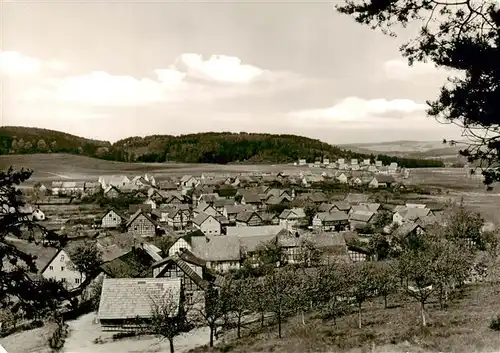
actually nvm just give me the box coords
[63,313,210,353]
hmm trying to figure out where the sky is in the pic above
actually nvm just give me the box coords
[0,0,464,144]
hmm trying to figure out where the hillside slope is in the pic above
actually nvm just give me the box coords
[0,127,445,168]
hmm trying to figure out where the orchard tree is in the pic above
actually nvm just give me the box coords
[0,168,68,314]
[68,240,103,285]
[337,0,500,185]
[225,276,253,339]
[348,261,378,329]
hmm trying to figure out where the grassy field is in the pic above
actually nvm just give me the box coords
[0,154,299,184]
[189,282,500,353]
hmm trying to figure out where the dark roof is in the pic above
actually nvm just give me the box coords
[155,255,209,290]
[236,211,261,223]
[101,247,156,278]
[375,175,396,183]
[125,209,157,229]
[193,213,217,226]
[241,193,261,204]
[129,204,153,214]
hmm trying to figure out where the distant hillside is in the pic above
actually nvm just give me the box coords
[341,140,465,164]
[0,127,445,168]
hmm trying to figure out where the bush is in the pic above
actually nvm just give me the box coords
[489,316,500,331]
[112,331,137,340]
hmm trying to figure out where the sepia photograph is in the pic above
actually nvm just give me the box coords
[1,0,500,352]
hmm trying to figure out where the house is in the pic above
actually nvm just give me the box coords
[97,278,182,331]
[131,176,152,189]
[336,172,349,184]
[166,230,203,256]
[369,175,396,188]
[152,253,209,306]
[101,246,160,278]
[125,210,157,237]
[51,181,86,196]
[312,211,350,231]
[40,248,85,290]
[32,208,46,221]
[158,181,178,191]
[84,181,101,195]
[101,209,126,228]
[180,175,200,189]
[349,211,376,230]
[190,236,241,272]
[344,193,370,204]
[144,174,157,187]
[259,211,279,225]
[144,198,157,210]
[163,206,191,229]
[103,185,120,199]
[347,245,371,262]
[98,175,131,189]
[391,222,426,243]
[388,162,399,174]
[392,207,431,226]
[235,211,264,227]
[318,203,336,213]
[279,208,307,230]
[332,202,352,213]
[197,193,220,206]
[298,192,328,204]
[279,232,348,264]
[351,203,381,214]
[192,213,221,236]
[163,191,184,205]
[193,204,222,218]
[240,192,262,209]
[323,158,330,165]
[213,198,235,214]
[298,159,307,166]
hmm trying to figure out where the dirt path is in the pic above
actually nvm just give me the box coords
[63,313,210,353]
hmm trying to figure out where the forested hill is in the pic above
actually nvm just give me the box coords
[0,127,444,168]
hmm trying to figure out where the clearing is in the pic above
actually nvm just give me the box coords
[188,282,500,353]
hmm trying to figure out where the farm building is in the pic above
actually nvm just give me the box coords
[101,209,126,228]
[125,210,157,237]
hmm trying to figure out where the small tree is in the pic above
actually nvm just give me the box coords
[313,263,351,326]
[264,266,298,338]
[374,261,398,309]
[148,289,189,353]
[368,234,391,261]
[197,282,229,347]
[248,277,268,329]
[226,276,252,339]
[348,261,378,329]
[68,240,103,284]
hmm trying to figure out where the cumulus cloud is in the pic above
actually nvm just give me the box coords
[383,59,458,81]
[18,52,303,107]
[177,53,268,84]
[0,51,68,76]
[0,51,41,76]
[288,97,427,123]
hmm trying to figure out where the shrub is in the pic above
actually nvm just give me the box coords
[112,331,137,340]
[489,316,500,331]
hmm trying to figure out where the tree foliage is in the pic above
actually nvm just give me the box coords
[67,240,103,283]
[337,0,500,184]
[0,168,68,317]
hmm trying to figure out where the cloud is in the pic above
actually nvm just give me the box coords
[383,59,460,81]
[21,52,304,107]
[0,51,41,76]
[288,97,427,123]
[177,54,268,84]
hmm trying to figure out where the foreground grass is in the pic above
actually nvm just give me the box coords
[189,282,500,353]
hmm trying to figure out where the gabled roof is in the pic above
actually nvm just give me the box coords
[236,211,262,223]
[333,202,351,212]
[241,193,261,204]
[315,211,349,222]
[190,236,241,262]
[129,204,153,214]
[101,208,126,222]
[98,278,182,320]
[101,247,156,278]
[318,203,336,213]
[349,210,376,222]
[125,209,157,229]
[225,205,248,214]
[344,193,370,204]
[192,213,219,226]
[392,222,424,239]
[155,255,209,290]
[279,208,306,220]
[399,207,431,221]
[180,175,195,183]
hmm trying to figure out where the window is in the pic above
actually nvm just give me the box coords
[61,266,65,271]
[61,278,66,283]
[49,265,54,271]
[75,278,80,284]
[60,255,65,261]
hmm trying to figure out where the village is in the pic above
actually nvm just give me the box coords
[0,156,491,352]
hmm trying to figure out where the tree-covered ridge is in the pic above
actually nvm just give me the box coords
[0,126,110,156]
[0,127,444,168]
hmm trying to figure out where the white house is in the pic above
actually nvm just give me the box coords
[144,198,157,210]
[298,159,307,166]
[323,158,330,165]
[167,236,193,257]
[32,208,45,221]
[180,175,200,189]
[192,213,221,236]
[98,175,131,189]
[41,249,85,290]
[337,172,349,184]
[101,209,125,228]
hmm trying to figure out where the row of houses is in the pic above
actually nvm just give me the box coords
[297,158,401,174]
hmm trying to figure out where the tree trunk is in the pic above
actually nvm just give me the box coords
[261,311,264,328]
[358,302,362,329]
[384,294,388,309]
[420,301,426,327]
[301,310,305,325]
[169,338,175,353]
[209,325,214,347]
[278,311,282,339]
[237,314,241,339]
